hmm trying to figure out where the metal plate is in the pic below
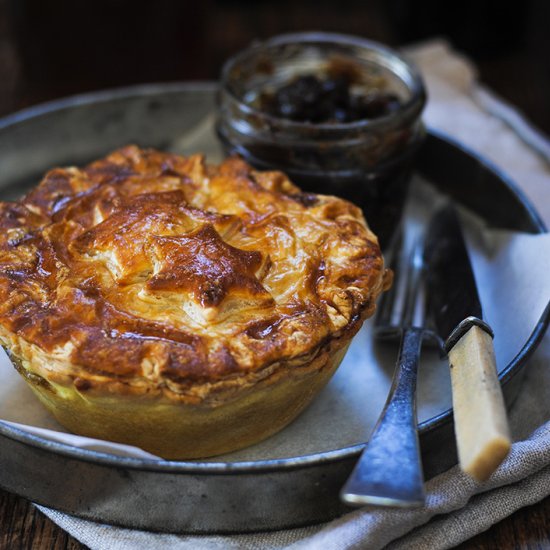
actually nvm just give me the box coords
[0,83,548,533]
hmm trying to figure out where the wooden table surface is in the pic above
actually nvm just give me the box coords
[0,1,549,548]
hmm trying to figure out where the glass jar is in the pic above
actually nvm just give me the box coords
[216,32,427,249]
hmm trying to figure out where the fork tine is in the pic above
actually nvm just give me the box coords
[401,236,425,326]
[374,229,406,337]
[375,224,428,331]
[375,260,399,329]
[375,226,445,349]
[375,231,401,323]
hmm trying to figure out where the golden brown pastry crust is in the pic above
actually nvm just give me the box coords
[0,146,387,456]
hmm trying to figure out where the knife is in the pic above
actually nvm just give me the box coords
[424,204,511,482]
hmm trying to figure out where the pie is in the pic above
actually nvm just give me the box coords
[0,146,388,458]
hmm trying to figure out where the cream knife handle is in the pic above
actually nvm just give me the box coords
[448,325,511,482]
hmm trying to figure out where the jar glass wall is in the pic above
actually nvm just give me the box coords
[216,32,427,249]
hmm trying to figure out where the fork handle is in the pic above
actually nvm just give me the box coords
[340,327,425,507]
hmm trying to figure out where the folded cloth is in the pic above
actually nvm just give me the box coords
[38,39,550,549]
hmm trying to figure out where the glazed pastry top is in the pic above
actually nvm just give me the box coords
[0,146,386,400]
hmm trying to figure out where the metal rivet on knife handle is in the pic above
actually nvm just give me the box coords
[444,316,494,354]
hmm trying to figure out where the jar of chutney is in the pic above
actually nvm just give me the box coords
[216,32,427,249]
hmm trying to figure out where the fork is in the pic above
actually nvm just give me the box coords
[340,231,428,507]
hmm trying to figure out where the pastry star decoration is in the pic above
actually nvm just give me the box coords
[147,224,272,308]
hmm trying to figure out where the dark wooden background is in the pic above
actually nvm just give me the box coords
[1,0,550,134]
[1,0,549,548]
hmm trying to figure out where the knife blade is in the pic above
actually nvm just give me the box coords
[424,204,511,482]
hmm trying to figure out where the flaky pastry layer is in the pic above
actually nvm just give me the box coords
[0,146,387,406]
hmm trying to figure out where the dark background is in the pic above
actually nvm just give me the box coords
[0,0,549,134]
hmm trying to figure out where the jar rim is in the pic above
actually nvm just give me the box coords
[220,31,427,132]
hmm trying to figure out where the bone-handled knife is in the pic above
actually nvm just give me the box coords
[424,204,511,482]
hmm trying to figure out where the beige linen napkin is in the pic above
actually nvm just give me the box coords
[34,39,550,549]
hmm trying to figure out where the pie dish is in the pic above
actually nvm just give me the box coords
[0,146,388,458]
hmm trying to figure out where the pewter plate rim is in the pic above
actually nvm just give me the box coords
[0,82,547,476]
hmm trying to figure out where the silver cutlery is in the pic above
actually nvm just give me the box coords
[341,202,511,507]
[340,231,428,507]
